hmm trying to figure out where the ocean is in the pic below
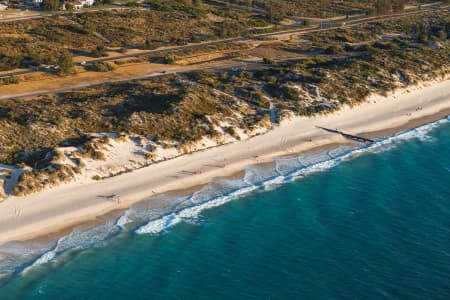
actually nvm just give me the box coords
[0,116,449,299]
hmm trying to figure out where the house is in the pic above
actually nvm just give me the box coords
[83,0,94,6]
[71,0,94,10]
[72,1,83,10]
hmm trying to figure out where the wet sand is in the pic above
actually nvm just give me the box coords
[0,79,449,246]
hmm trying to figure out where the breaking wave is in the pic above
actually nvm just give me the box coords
[0,116,448,280]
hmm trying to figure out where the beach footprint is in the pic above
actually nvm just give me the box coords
[10,205,22,218]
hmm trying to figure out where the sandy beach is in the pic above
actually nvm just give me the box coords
[0,79,449,245]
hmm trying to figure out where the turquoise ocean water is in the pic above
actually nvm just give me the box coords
[0,117,449,299]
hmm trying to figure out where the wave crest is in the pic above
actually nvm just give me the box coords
[1,116,447,278]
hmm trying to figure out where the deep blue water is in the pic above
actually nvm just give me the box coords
[0,119,449,299]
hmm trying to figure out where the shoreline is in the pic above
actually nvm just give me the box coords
[22,109,450,246]
[0,79,449,246]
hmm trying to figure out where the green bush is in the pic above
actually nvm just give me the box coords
[87,62,116,72]
[0,76,19,86]
[92,45,108,58]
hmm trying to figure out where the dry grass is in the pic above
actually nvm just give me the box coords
[0,11,448,195]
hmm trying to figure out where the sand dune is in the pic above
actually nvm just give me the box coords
[0,79,449,245]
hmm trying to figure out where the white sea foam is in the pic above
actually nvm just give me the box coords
[135,116,450,235]
[0,241,53,276]
[135,213,182,234]
[23,221,121,273]
[29,251,57,268]
[135,185,257,234]
[116,215,132,228]
[2,116,448,276]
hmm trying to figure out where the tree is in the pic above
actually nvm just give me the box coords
[219,21,228,38]
[57,50,74,74]
[267,0,274,23]
[376,0,392,15]
[42,0,60,11]
[85,21,97,35]
[247,0,253,12]
[262,57,275,65]
[392,0,405,13]
[193,0,202,8]
[140,40,158,50]
[437,30,447,40]
[92,45,108,57]
[95,0,114,4]
[87,62,115,72]
[163,55,176,64]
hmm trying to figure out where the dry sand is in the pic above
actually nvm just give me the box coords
[0,79,449,245]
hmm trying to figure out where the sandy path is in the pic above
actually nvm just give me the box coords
[0,79,449,244]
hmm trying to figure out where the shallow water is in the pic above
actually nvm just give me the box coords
[0,117,449,299]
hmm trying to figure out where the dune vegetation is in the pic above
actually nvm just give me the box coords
[0,4,448,196]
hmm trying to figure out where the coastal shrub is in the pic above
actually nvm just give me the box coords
[324,44,345,55]
[163,55,176,64]
[0,18,103,72]
[140,40,159,50]
[56,50,75,75]
[263,57,276,65]
[91,45,108,58]
[1,12,448,192]
[87,62,116,72]
[0,76,19,86]
[13,165,75,196]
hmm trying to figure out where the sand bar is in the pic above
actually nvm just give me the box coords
[0,79,449,245]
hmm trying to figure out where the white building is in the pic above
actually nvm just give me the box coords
[0,4,8,11]
[72,1,83,9]
[71,0,94,10]
[83,0,94,6]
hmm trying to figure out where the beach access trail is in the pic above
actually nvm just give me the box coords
[0,79,449,245]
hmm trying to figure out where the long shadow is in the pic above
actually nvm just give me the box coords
[103,92,184,119]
